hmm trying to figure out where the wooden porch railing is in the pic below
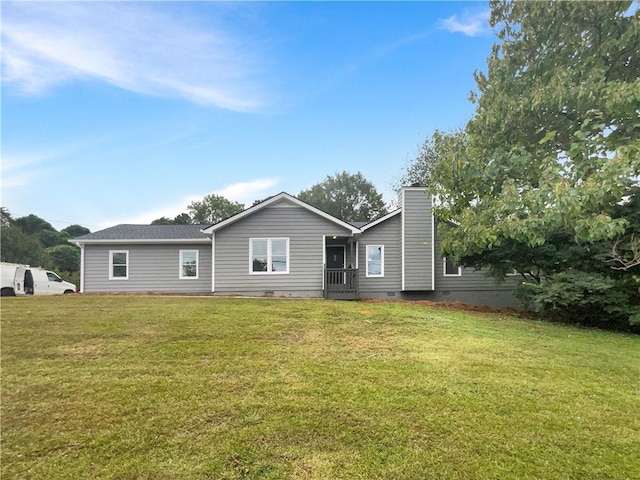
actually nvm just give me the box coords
[324,267,359,300]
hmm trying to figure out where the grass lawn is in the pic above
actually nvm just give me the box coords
[1,296,639,479]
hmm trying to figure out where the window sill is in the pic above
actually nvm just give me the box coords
[249,271,290,275]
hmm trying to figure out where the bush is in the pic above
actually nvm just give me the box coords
[517,270,640,331]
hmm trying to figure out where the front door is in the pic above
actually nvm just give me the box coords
[326,246,345,269]
[326,246,345,284]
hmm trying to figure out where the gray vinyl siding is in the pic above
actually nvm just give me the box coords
[402,188,434,290]
[359,215,402,296]
[431,224,521,307]
[433,225,518,292]
[214,201,353,296]
[83,243,212,293]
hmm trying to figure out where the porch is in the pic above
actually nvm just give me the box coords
[324,267,359,300]
[323,234,359,300]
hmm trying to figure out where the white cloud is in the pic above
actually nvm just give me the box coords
[2,149,71,172]
[214,178,280,204]
[1,171,37,190]
[1,2,269,112]
[103,177,280,225]
[440,9,490,37]
[1,147,79,194]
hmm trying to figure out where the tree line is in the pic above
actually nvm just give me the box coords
[1,208,90,287]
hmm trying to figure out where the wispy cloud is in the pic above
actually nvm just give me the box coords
[440,9,490,37]
[1,2,269,112]
[215,178,280,205]
[104,177,280,225]
[1,147,78,192]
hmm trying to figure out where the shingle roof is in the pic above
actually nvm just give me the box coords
[72,224,210,242]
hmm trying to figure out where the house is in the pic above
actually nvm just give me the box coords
[71,186,520,307]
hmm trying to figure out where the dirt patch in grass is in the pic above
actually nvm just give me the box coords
[363,298,525,316]
[57,339,109,359]
[338,332,398,357]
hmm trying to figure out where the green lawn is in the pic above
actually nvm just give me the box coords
[1,296,638,479]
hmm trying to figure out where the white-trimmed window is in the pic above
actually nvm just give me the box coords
[366,245,384,277]
[443,257,462,276]
[180,250,199,279]
[250,238,289,274]
[109,250,129,280]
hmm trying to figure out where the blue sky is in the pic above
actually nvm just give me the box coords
[2,1,495,231]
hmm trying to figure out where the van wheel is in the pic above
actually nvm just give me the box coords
[1,287,16,296]
[63,290,76,295]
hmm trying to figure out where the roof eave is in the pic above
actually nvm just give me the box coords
[71,238,211,245]
[360,209,402,231]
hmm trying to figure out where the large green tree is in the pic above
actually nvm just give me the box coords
[298,171,387,222]
[15,214,55,236]
[427,1,640,328]
[394,130,468,191]
[187,194,244,224]
[48,244,81,273]
[0,210,50,266]
[1,208,88,288]
[61,224,91,238]
[151,213,192,225]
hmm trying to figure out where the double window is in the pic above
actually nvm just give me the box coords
[250,238,289,274]
[109,250,129,280]
[366,245,384,277]
[180,250,199,279]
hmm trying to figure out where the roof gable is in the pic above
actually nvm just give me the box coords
[201,192,360,234]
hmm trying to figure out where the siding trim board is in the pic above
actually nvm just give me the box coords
[431,206,436,290]
[322,235,326,290]
[80,244,85,293]
[78,239,210,244]
[401,189,406,291]
[211,232,215,292]
[361,209,401,231]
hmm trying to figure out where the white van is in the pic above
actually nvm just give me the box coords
[1,262,77,296]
